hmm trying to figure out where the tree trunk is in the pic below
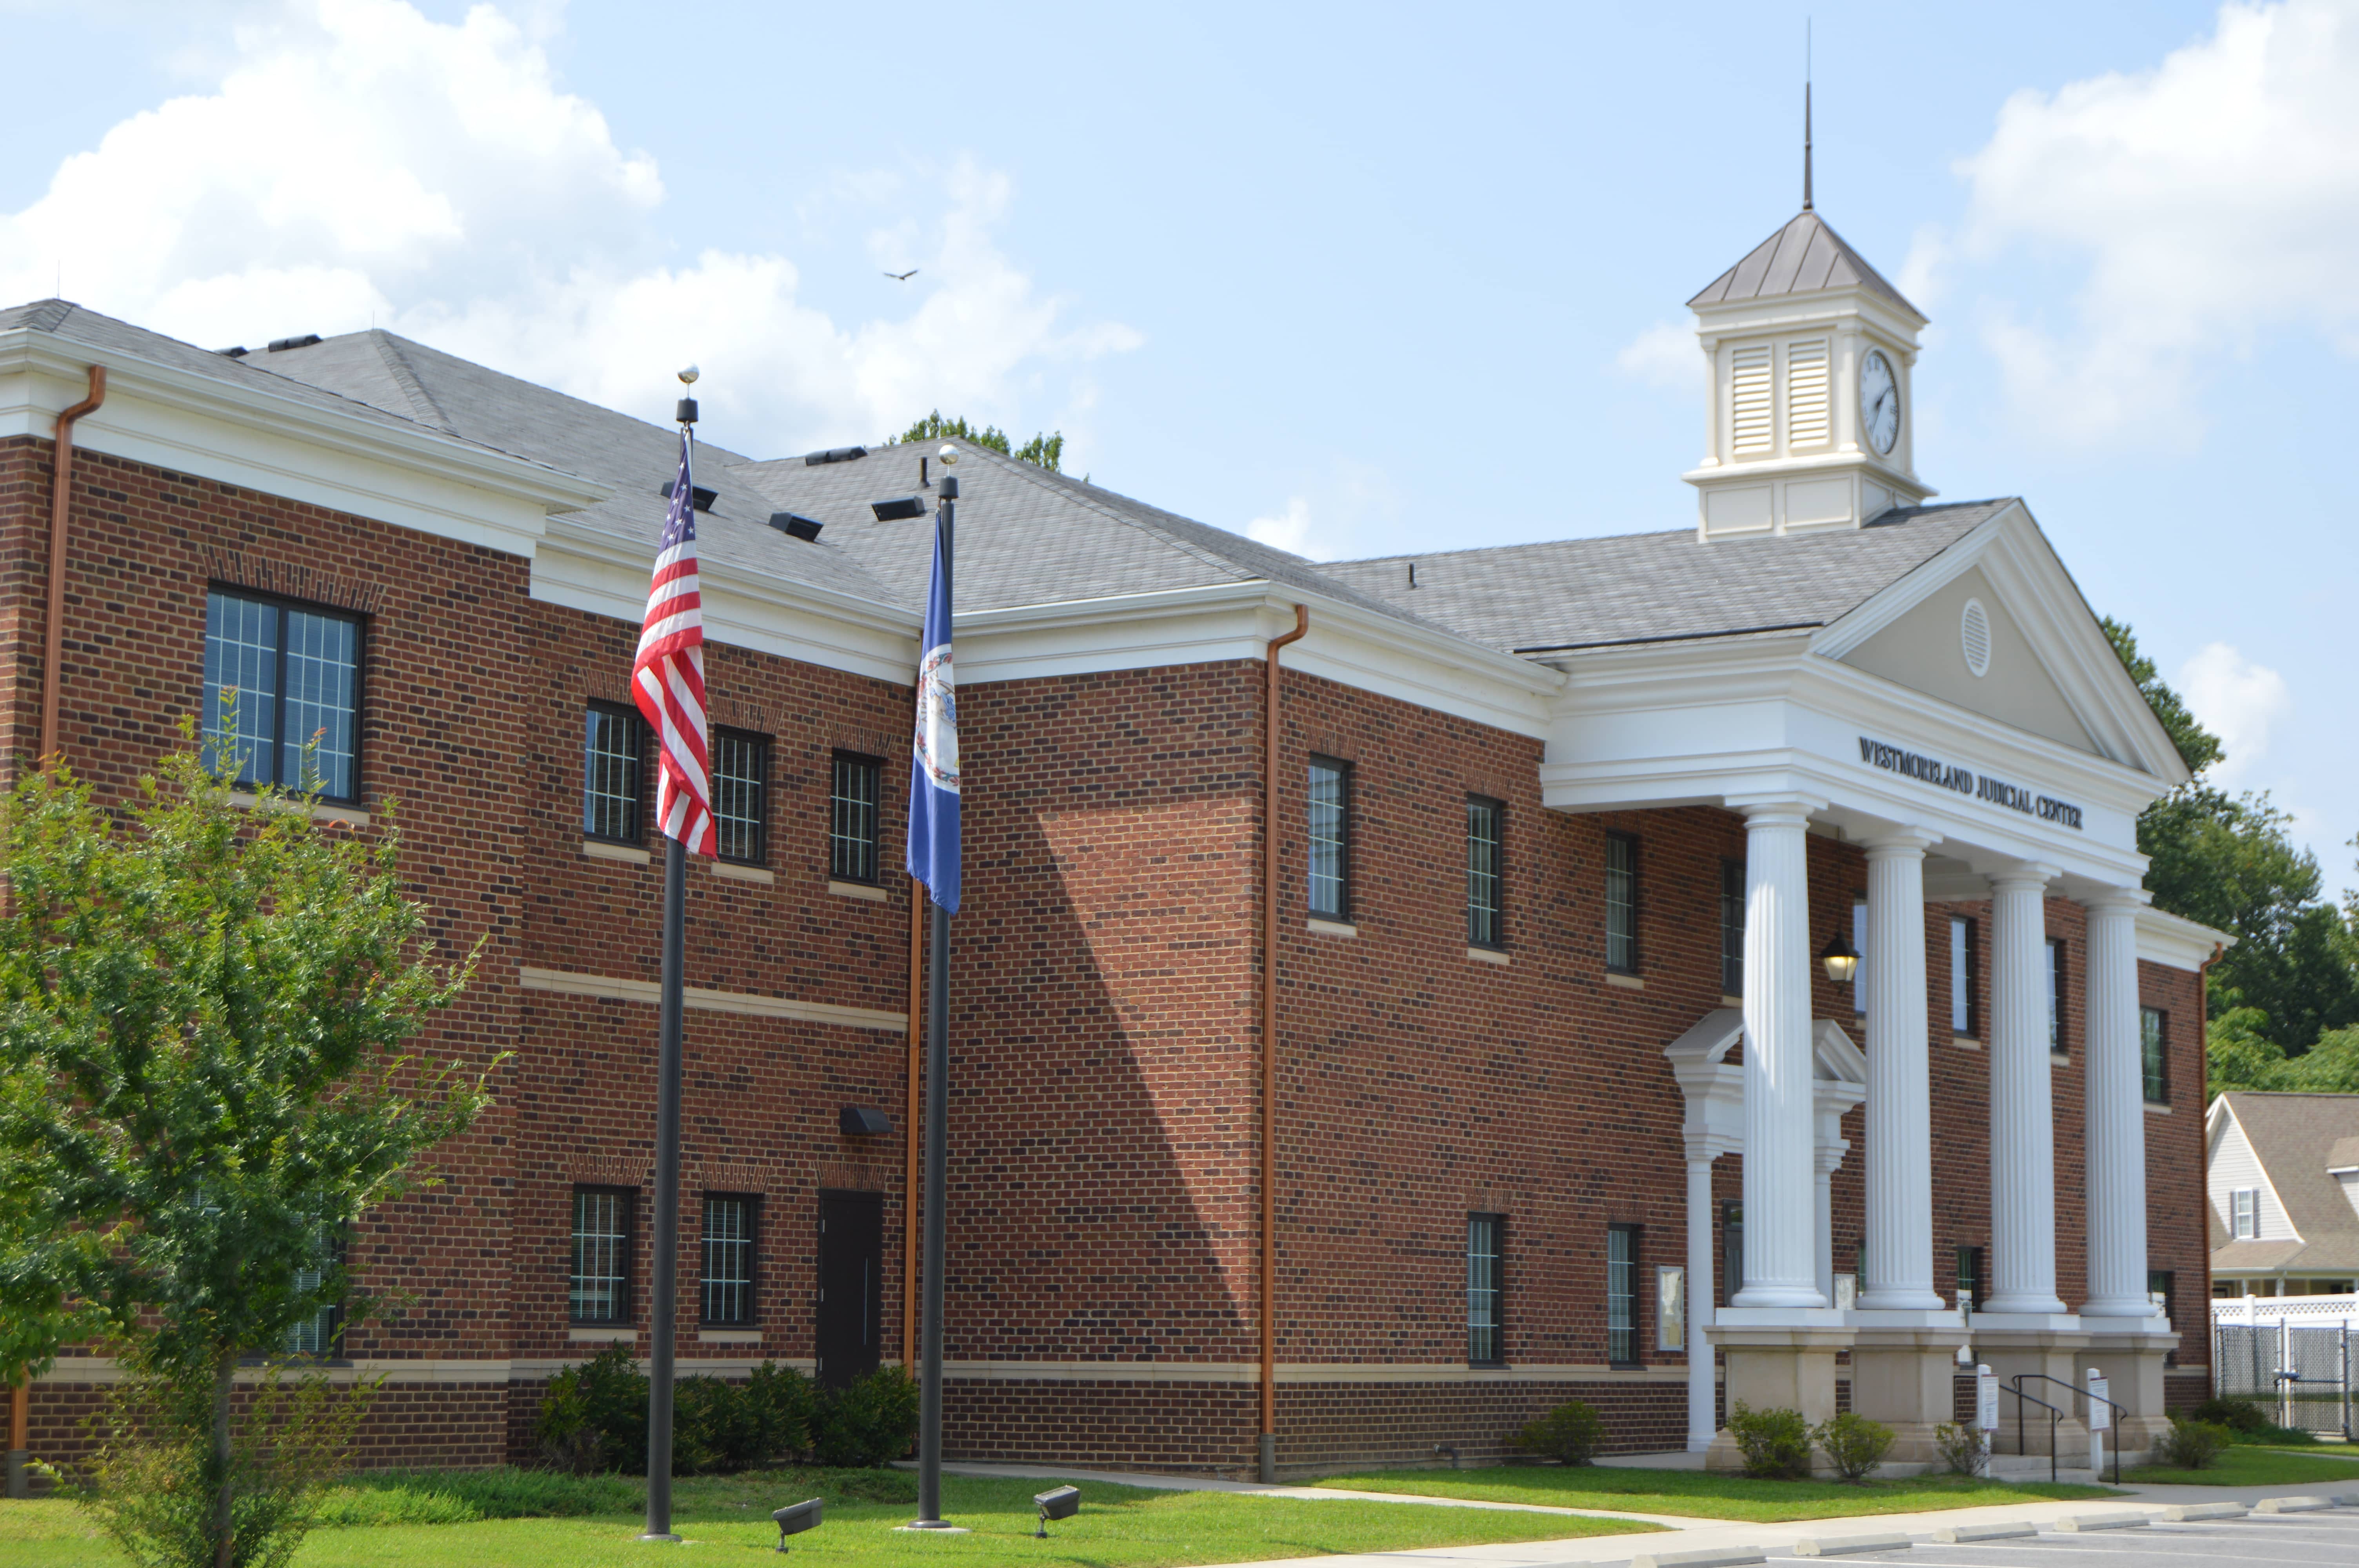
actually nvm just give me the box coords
[210,1353,235,1568]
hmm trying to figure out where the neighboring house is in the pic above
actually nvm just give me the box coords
[2208,1092,2359,1296]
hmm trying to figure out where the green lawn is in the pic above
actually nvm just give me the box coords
[0,1470,1657,1568]
[2125,1443,2359,1487]
[1310,1464,2116,1523]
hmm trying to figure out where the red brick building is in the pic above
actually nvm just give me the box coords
[2,207,2223,1480]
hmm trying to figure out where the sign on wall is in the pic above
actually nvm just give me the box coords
[1657,1267,1686,1352]
[1856,736,2084,831]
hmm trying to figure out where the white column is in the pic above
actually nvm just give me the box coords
[1859,830,1946,1310]
[1686,1153,1717,1451]
[1814,1140,1843,1306]
[1732,799,1825,1310]
[1985,864,2066,1316]
[2082,889,2154,1318]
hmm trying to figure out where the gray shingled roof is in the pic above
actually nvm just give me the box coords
[2214,1093,2359,1276]
[1688,210,1922,319]
[1322,501,2012,655]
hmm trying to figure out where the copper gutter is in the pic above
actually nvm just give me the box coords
[39,366,107,762]
[2195,940,2222,1315]
[1259,603,1307,1483]
[903,881,924,1371]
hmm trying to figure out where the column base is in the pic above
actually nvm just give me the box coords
[1702,1324,1854,1475]
[1970,1318,2092,1457]
[2079,1323,2179,1460]
[1849,1322,1972,1468]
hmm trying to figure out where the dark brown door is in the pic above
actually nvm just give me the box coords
[814,1189,883,1388]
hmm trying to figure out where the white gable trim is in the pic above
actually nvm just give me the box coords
[2209,1098,2305,1245]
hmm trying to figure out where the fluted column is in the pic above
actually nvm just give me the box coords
[2082,889,2153,1318]
[1814,1137,1845,1306]
[1686,1153,1716,1450]
[1860,830,1945,1310]
[1985,864,2066,1316]
[1732,799,1825,1310]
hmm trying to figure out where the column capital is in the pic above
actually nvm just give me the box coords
[2081,886,2152,915]
[1988,861,2061,894]
[1861,826,1942,858]
[1729,793,1827,829]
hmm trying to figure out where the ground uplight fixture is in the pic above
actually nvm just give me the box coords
[772,1497,823,1552]
[1033,1485,1080,1537]
[1819,927,1860,985]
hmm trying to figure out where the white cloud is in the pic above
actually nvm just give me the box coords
[1245,497,1314,555]
[0,0,1136,452]
[1613,320,1697,390]
[2179,640,2292,784]
[1951,0,2359,444]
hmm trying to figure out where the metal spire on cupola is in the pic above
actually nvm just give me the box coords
[1803,20,1814,212]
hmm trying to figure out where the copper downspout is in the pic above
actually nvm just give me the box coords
[903,881,925,1371]
[39,367,107,764]
[1259,604,1308,1483]
[2195,940,2222,1327]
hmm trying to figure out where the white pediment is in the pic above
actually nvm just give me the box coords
[1836,564,2097,755]
[1666,1009,1866,1162]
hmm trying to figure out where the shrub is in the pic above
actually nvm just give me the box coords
[2154,1416,2232,1470]
[2189,1396,2266,1434]
[535,1351,820,1475]
[1932,1422,1988,1477]
[1810,1410,1894,1482]
[811,1366,920,1468]
[1727,1402,1813,1480]
[1515,1400,1605,1466]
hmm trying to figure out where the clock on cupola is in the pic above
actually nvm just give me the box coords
[1682,205,1931,539]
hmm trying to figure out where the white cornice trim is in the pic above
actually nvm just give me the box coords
[2136,906,2233,972]
[0,327,603,560]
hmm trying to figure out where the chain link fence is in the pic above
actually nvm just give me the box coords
[2215,1320,2354,1436]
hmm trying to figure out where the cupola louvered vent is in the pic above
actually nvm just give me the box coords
[1786,339,1829,447]
[1730,345,1773,456]
[1960,598,1992,678]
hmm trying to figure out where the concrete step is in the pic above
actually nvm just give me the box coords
[1985,1455,2097,1483]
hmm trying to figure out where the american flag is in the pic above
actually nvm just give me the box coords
[632,430,716,856]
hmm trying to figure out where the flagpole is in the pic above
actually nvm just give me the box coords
[913,474,956,1530]
[640,393,698,1545]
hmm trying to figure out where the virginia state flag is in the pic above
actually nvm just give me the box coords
[905,504,959,911]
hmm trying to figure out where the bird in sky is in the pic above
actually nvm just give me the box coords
[884,268,919,281]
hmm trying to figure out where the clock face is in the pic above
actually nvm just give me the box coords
[1860,349,1901,456]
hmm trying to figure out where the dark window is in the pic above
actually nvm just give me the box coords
[285,1231,345,1357]
[1956,1245,1984,1312]
[571,1186,634,1324]
[1467,796,1503,949]
[2141,1007,2169,1103]
[829,753,882,883]
[1720,858,1746,996]
[1607,1225,1641,1365]
[1721,1201,1743,1307]
[1950,916,1980,1036]
[203,588,363,803]
[701,1194,758,1327]
[1467,1213,1503,1365]
[1605,831,1640,973]
[711,730,769,865]
[2047,938,2067,1053]
[583,704,645,843]
[1308,757,1350,921]
[2147,1269,2174,1327]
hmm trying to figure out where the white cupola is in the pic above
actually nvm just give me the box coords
[1684,209,1930,540]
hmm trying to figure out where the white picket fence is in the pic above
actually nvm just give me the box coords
[2212,1292,2359,1326]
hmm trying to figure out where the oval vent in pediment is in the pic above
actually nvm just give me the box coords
[1960,597,1993,678]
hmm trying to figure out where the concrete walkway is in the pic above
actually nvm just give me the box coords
[935,1457,2359,1567]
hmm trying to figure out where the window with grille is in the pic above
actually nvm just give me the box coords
[711,730,769,865]
[1607,1225,1640,1365]
[1466,796,1503,948]
[1721,1201,1743,1307]
[203,589,362,802]
[2232,1188,2258,1240]
[702,1194,758,1327]
[571,1187,634,1323]
[1950,916,1979,1036]
[2141,1007,2168,1103]
[1956,1245,1984,1311]
[2047,938,2067,1053]
[830,753,881,883]
[284,1232,345,1357]
[1307,758,1350,921]
[582,704,645,843]
[2148,1269,2174,1328]
[1720,858,1745,996]
[1466,1214,1503,1365]
[1605,831,1639,973]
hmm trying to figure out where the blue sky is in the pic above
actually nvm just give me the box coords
[5,0,2352,888]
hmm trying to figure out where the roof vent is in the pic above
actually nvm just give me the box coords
[1960,598,1992,678]
[804,445,869,466]
[266,334,322,353]
[660,479,718,513]
[869,496,927,521]
[768,511,823,542]
[215,346,249,358]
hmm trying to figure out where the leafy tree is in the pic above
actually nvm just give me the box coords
[0,735,490,1567]
[892,410,1065,472]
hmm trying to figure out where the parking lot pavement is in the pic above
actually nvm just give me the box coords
[1736,1503,2359,1568]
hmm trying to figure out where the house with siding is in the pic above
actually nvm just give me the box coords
[2208,1091,2359,1298]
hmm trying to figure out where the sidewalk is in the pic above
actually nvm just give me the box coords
[936,1459,2359,1567]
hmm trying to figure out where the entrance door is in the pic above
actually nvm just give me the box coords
[815,1189,884,1388]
